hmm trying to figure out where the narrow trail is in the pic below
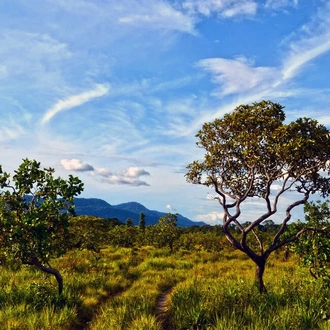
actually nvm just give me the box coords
[155,288,173,330]
[72,287,125,330]
[71,288,127,330]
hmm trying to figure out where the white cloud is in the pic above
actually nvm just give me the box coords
[124,167,150,178]
[100,176,150,187]
[282,4,330,81]
[84,163,150,186]
[198,56,278,96]
[182,0,257,18]
[317,114,330,126]
[265,0,298,10]
[0,125,25,143]
[94,167,113,178]
[0,29,71,83]
[221,1,257,18]
[41,84,110,124]
[166,204,177,211]
[0,29,71,61]
[197,3,330,100]
[118,0,196,34]
[60,159,94,171]
[196,211,224,224]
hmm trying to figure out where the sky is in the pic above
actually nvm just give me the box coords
[0,0,330,225]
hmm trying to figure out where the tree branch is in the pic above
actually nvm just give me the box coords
[267,225,330,254]
[271,194,309,247]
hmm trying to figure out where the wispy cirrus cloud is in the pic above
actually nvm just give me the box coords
[41,84,110,125]
[0,29,71,85]
[264,0,298,11]
[197,2,330,99]
[198,56,278,96]
[0,124,26,143]
[47,0,196,35]
[182,0,257,18]
[118,0,196,34]
[45,0,100,14]
[46,0,260,38]
[282,2,330,81]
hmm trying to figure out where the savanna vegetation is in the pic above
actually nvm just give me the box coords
[1,224,330,330]
[1,100,330,329]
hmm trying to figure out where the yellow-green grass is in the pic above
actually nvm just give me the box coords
[0,246,328,329]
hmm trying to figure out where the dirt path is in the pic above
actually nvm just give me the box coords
[155,288,173,330]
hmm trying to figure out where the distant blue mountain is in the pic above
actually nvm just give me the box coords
[74,198,205,227]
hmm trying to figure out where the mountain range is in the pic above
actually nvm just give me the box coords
[74,198,205,227]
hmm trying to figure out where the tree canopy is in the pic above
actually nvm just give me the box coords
[0,158,84,294]
[186,100,330,292]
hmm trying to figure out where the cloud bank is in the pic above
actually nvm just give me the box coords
[60,158,150,186]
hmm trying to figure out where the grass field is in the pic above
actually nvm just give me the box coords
[0,246,330,329]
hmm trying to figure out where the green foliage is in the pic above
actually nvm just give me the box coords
[139,212,146,231]
[186,100,330,198]
[108,225,138,247]
[0,159,83,264]
[155,213,180,252]
[290,200,330,283]
[185,100,330,293]
[126,217,134,227]
[68,216,114,252]
[176,228,224,252]
[0,158,83,293]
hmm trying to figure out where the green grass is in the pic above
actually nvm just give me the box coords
[0,246,329,329]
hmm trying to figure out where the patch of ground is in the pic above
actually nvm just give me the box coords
[155,288,173,330]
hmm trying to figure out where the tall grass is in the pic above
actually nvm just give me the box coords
[0,246,329,329]
[167,253,330,330]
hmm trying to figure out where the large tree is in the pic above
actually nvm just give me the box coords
[186,100,330,293]
[0,159,84,294]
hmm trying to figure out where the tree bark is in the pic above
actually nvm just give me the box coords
[255,258,267,294]
[23,257,63,295]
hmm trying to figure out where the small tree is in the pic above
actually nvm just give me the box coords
[108,225,137,247]
[155,213,179,252]
[68,215,113,253]
[0,159,84,294]
[186,100,330,293]
[126,218,134,227]
[138,212,146,231]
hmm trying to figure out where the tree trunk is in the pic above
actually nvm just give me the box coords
[23,257,63,295]
[255,258,267,294]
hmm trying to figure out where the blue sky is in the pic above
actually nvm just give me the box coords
[1,0,330,225]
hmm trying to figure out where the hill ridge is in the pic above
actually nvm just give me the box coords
[74,197,205,227]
